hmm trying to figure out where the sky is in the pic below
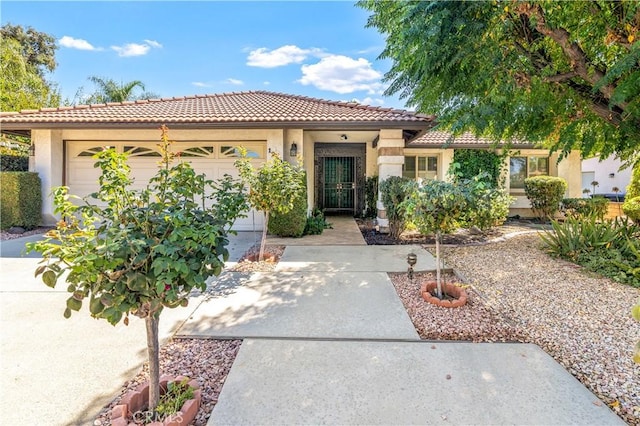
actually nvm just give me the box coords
[1,1,410,110]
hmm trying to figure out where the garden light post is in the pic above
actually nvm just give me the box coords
[407,252,417,281]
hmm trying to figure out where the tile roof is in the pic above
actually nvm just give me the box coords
[0,90,435,129]
[408,131,535,148]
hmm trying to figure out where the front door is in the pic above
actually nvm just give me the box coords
[323,157,355,211]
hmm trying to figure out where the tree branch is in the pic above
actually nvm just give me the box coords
[544,72,578,83]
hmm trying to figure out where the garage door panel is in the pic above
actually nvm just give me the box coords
[66,141,265,231]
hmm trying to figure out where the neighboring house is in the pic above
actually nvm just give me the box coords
[407,131,582,217]
[0,90,582,229]
[581,156,632,199]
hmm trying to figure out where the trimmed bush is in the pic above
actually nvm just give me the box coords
[364,175,378,218]
[561,197,609,220]
[268,173,308,237]
[623,164,640,222]
[0,154,28,172]
[0,172,42,229]
[459,172,514,231]
[380,176,415,239]
[304,208,331,235]
[524,175,567,221]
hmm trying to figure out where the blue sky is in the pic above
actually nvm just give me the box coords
[2,1,409,110]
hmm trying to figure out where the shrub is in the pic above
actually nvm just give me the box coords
[0,171,41,229]
[379,176,415,239]
[623,163,640,221]
[450,149,506,186]
[304,208,331,235]
[0,154,28,171]
[524,175,567,221]
[364,175,378,218]
[268,173,308,237]
[540,216,640,287]
[561,197,609,220]
[460,172,514,231]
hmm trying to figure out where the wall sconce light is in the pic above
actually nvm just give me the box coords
[609,173,615,178]
[340,134,348,141]
[29,143,35,157]
[289,142,298,157]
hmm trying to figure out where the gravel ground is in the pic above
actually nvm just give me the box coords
[437,234,640,424]
[0,226,52,241]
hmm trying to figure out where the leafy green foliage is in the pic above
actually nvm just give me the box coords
[379,176,415,239]
[0,24,57,76]
[623,164,640,221]
[540,216,640,287]
[459,172,514,231]
[304,208,332,235]
[364,175,379,218]
[0,172,41,229]
[524,176,567,221]
[77,76,157,105]
[358,0,640,166]
[235,151,305,260]
[561,197,609,220]
[0,154,28,171]
[26,125,248,411]
[155,379,195,419]
[450,149,507,186]
[268,173,308,238]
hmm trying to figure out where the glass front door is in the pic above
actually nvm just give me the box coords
[323,156,355,211]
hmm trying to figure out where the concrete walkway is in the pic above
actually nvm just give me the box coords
[266,215,366,246]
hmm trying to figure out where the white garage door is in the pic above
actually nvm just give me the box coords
[66,141,266,231]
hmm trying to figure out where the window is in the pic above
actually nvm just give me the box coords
[403,156,438,180]
[510,156,549,189]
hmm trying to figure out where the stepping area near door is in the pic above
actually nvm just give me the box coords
[174,216,623,425]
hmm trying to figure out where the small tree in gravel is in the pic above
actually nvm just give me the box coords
[235,151,305,261]
[27,125,248,417]
[403,180,468,298]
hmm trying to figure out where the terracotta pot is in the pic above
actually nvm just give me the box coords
[110,375,201,426]
[421,281,468,308]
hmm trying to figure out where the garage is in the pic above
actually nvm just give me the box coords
[65,140,266,231]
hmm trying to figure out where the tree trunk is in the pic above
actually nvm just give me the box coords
[145,314,160,412]
[435,231,442,299]
[259,211,269,262]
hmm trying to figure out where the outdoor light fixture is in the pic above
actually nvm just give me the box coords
[609,173,615,178]
[290,142,298,157]
[407,252,417,281]
[340,134,348,141]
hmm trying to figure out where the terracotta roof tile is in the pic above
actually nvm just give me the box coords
[409,131,534,148]
[1,91,435,129]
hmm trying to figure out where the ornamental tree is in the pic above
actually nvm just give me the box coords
[359,0,640,166]
[235,151,306,261]
[27,125,248,415]
[402,180,468,299]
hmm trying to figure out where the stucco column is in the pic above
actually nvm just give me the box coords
[32,129,63,225]
[557,150,581,198]
[376,129,405,232]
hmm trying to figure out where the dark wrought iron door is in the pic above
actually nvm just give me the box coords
[323,157,355,211]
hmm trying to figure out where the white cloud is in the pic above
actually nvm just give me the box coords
[59,36,100,51]
[192,82,212,88]
[247,45,322,68]
[298,55,383,95]
[357,97,385,106]
[111,40,162,57]
[144,39,162,48]
[225,78,243,85]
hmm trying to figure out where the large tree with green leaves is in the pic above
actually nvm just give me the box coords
[80,76,157,104]
[359,0,640,166]
[0,24,60,111]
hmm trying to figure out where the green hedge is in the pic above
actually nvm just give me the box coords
[561,197,609,220]
[524,175,567,221]
[268,173,308,237]
[623,164,640,221]
[0,154,28,172]
[0,172,42,229]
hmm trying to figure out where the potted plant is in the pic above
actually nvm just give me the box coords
[403,179,468,306]
[27,125,248,422]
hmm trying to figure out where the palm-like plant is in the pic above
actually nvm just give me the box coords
[85,76,146,103]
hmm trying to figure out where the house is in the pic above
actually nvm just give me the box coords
[1,91,582,229]
[581,156,632,199]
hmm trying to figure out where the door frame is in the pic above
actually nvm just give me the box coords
[314,142,366,215]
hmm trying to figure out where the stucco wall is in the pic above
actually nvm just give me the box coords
[582,156,633,195]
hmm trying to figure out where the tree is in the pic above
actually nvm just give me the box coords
[27,125,248,416]
[235,151,305,261]
[0,24,57,77]
[359,1,640,166]
[379,176,415,239]
[0,26,60,111]
[81,76,156,104]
